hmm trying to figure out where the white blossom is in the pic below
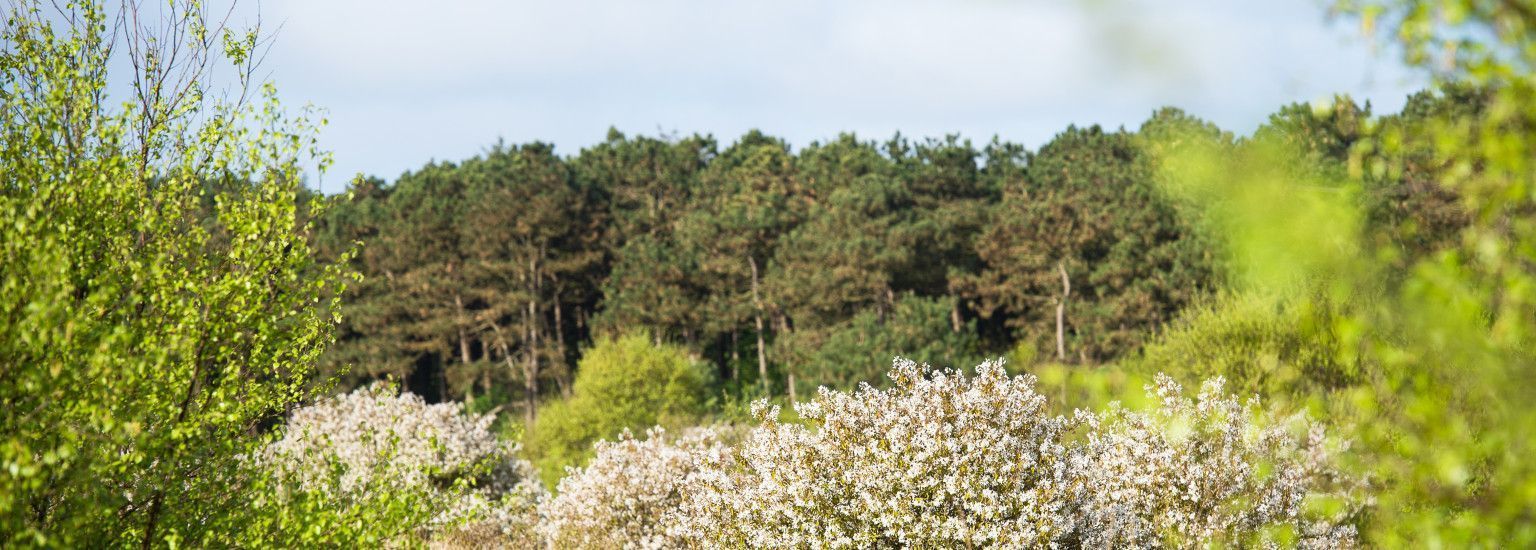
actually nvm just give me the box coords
[668,358,1077,548]
[1068,374,1360,548]
[265,361,1360,549]
[625,359,1352,548]
[260,383,545,544]
[539,426,733,549]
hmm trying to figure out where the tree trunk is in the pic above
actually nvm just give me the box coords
[478,339,491,396]
[730,330,740,382]
[526,252,543,425]
[455,292,472,365]
[553,296,571,398]
[486,321,525,423]
[526,298,539,426]
[950,296,963,333]
[876,287,889,322]
[1056,262,1071,363]
[778,314,796,404]
[750,256,769,396]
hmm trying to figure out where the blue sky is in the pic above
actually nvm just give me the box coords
[238,0,1424,193]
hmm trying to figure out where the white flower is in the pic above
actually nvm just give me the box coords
[260,383,545,543]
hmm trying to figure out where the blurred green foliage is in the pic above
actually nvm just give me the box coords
[1331,2,1536,544]
[1130,2,1536,541]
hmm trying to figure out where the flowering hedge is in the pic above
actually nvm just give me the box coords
[267,361,1359,548]
[547,359,1360,549]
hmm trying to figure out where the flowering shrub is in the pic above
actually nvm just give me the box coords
[1068,374,1361,548]
[261,383,545,544]
[668,359,1078,547]
[263,362,1358,548]
[539,427,732,548]
[654,359,1358,548]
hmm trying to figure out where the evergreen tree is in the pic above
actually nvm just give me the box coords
[678,131,811,396]
[457,143,592,423]
[959,125,1212,363]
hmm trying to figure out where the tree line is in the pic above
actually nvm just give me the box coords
[310,90,1468,421]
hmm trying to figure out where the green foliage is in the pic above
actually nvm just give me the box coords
[525,333,709,487]
[318,123,1209,404]
[1145,2,1536,540]
[32,0,1536,546]
[1132,292,1355,402]
[209,466,439,547]
[316,141,603,422]
[1359,87,1478,270]
[596,232,704,340]
[1251,95,1372,182]
[784,295,981,394]
[1334,4,1536,541]
[959,125,1215,363]
[0,0,411,545]
[769,137,911,329]
[572,128,713,244]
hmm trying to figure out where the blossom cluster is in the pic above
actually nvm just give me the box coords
[267,360,1359,548]
[671,359,1077,548]
[539,426,733,548]
[260,383,545,543]
[546,359,1359,549]
[1067,374,1360,547]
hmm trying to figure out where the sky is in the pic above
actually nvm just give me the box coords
[228,0,1425,193]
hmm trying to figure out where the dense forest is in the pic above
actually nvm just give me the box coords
[6,0,1535,547]
[309,93,1463,417]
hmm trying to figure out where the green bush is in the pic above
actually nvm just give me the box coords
[1132,292,1356,402]
[524,333,709,486]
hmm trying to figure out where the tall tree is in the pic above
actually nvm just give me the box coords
[678,131,810,396]
[768,135,913,387]
[573,128,714,246]
[1360,87,1478,268]
[958,125,1213,363]
[595,233,705,344]
[457,143,591,423]
[887,135,998,298]
[350,161,471,401]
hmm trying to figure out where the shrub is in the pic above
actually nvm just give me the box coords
[1133,292,1356,401]
[525,333,709,486]
[671,358,1076,547]
[1069,374,1360,547]
[262,384,545,545]
[539,427,731,548]
[659,358,1359,548]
